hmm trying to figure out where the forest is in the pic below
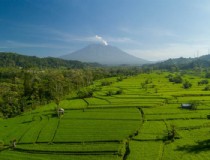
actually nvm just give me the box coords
[0,53,142,118]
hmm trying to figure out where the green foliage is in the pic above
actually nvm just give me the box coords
[189,100,200,110]
[101,80,112,86]
[203,85,210,91]
[140,82,147,89]
[145,78,152,84]
[77,88,93,98]
[116,76,124,82]
[183,80,192,89]
[0,83,22,118]
[198,79,208,85]
[106,89,123,96]
[106,90,115,96]
[0,69,94,117]
[0,64,145,118]
[205,72,210,78]
[168,74,183,83]
[166,125,179,142]
[0,52,100,69]
[140,78,152,90]
[116,89,123,95]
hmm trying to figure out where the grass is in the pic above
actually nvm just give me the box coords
[127,141,163,160]
[134,121,166,140]
[54,119,140,142]
[37,118,59,143]
[0,150,121,160]
[59,99,87,109]
[19,116,49,143]
[63,108,141,120]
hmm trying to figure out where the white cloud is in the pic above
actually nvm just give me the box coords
[95,35,108,46]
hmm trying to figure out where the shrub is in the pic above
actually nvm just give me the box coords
[101,81,112,86]
[198,79,208,85]
[144,78,152,84]
[205,72,210,78]
[183,80,192,89]
[168,74,183,83]
[140,82,146,89]
[89,85,101,92]
[164,125,179,143]
[167,125,179,141]
[106,90,115,96]
[190,101,199,110]
[116,89,123,95]
[204,85,210,91]
[116,76,124,82]
[77,88,93,98]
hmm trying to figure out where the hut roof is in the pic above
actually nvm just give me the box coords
[181,103,192,108]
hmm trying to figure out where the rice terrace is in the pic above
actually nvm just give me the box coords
[1,69,210,160]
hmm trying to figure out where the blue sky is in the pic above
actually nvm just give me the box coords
[1,0,210,61]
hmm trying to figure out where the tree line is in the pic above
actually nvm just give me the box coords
[0,66,142,118]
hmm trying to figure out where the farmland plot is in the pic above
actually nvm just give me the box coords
[127,141,163,160]
[134,121,166,140]
[54,108,141,142]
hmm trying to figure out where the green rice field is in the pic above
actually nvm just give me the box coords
[1,71,210,159]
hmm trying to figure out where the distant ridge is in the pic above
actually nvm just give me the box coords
[0,52,101,68]
[60,44,150,65]
[147,54,210,70]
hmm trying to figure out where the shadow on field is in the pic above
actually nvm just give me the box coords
[21,120,32,124]
[66,97,80,100]
[0,146,10,152]
[176,139,210,153]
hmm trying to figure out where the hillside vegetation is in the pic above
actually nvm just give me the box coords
[0,52,101,68]
[148,54,210,70]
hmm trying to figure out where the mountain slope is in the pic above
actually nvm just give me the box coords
[60,44,150,65]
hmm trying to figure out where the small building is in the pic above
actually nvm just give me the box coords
[57,108,64,117]
[181,103,192,109]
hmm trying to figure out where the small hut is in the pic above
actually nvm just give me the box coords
[57,108,64,117]
[181,103,192,109]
